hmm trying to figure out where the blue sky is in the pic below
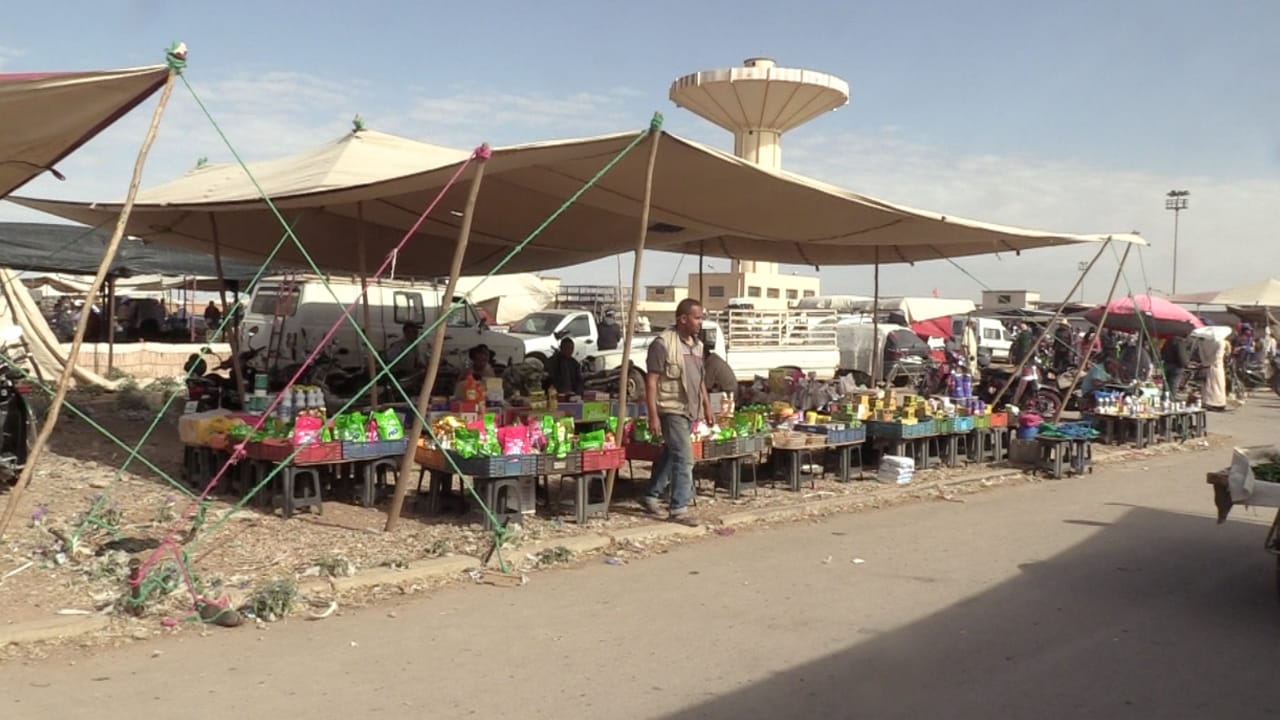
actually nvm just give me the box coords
[3,0,1277,303]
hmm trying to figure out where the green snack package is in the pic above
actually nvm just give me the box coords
[481,414,501,457]
[453,429,480,459]
[374,408,404,441]
[606,417,619,436]
[343,413,368,443]
[632,418,650,444]
[578,429,606,451]
[228,423,252,441]
[555,417,575,459]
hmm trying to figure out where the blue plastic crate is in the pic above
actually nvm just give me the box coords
[446,452,540,478]
[825,427,867,445]
[341,438,408,460]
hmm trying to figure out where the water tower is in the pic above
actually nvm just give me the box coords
[670,57,849,277]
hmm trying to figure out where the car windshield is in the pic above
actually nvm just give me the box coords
[509,313,563,335]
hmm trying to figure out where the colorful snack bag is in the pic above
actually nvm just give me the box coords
[374,408,405,441]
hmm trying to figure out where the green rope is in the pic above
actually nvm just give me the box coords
[174,70,658,570]
[72,215,307,540]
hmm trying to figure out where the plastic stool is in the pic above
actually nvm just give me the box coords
[478,477,525,530]
[563,472,608,524]
[356,458,401,507]
[276,465,324,519]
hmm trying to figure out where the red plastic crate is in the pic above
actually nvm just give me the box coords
[581,448,624,472]
[248,440,343,465]
[990,412,1009,428]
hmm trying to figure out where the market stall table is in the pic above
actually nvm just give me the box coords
[770,430,866,491]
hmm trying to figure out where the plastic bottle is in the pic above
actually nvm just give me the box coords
[277,389,294,425]
[308,387,325,417]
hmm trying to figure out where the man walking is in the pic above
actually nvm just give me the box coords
[641,299,714,526]
[597,309,622,351]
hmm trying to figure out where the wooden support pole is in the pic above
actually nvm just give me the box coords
[105,276,116,373]
[385,148,489,531]
[991,238,1114,408]
[871,251,880,386]
[604,123,662,511]
[0,70,176,538]
[1052,243,1132,422]
[358,202,380,409]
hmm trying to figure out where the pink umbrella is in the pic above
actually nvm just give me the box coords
[1084,295,1204,337]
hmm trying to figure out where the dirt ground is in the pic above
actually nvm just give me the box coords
[0,388,1221,657]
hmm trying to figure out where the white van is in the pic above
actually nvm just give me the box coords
[952,316,1013,362]
[242,276,525,371]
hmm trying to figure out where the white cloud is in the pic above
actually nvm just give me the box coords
[3,69,1274,310]
[0,45,23,71]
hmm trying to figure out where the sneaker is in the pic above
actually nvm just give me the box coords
[667,509,699,527]
[639,496,662,515]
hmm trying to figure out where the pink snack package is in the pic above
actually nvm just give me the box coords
[498,425,530,455]
[293,416,323,446]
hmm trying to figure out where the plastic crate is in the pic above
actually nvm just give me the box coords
[538,451,583,476]
[625,442,663,462]
[341,438,409,460]
[825,427,866,445]
[937,418,958,434]
[954,416,976,433]
[704,437,750,459]
[972,415,991,430]
[451,453,540,478]
[582,448,625,472]
[248,440,342,465]
[990,412,1009,428]
[867,421,934,440]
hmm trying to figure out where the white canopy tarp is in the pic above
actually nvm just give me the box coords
[12,130,1145,278]
[0,65,169,197]
[0,267,120,390]
[23,273,230,296]
[452,273,555,325]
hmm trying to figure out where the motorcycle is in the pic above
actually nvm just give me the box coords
[1226,349,1280,399]
[184,344,265,412]
[1,327,36,487]
[976,365,1068,418]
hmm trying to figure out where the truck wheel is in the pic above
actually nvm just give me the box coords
[626,368,645,400]
[526,352,547,367]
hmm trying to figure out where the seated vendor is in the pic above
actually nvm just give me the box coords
[543,337,584,396]
[1080,358,1121,407]
[703,350,738,395]
[453,344,496,398]
[385,321,426,376]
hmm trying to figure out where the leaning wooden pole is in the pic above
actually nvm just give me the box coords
[991,238,1114,408]
[385,146,490,531]
[0,66,178,538]
[357,202,380,409]
[105,276,117,373]
[1052,243,1132,422]
[604,115,663,511]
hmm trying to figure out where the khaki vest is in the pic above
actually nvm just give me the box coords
[655,328,702,417]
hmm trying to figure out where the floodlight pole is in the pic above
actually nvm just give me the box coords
[1165,190,1190,295]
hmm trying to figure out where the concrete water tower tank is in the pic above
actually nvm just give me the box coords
[670,57,849,275]
[669,57,849,171]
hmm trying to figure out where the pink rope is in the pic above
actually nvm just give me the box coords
[135,147,488,585]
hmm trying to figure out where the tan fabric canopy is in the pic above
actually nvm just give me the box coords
[11,129,1144,278]
[0,65,170,198]
[1170,279,1280,308]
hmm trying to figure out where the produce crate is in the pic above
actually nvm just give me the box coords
[538,451,583,476]
[825,427,866,445]
[990,412,1009,428]
[341,438,408,460]
[582,448,625,472]
[625,442,663,462]
[772,431,820,450]
[866,421,935,440]
[972,415,991,430]
[937,418,958,434]
[954,416,976,433]
[450,453,540,478]
[704,437,748,459]
[624,441,703,461]
[248,440,342,465]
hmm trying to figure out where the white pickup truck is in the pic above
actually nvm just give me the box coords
[502,309,631,365]
[582,310,840,395]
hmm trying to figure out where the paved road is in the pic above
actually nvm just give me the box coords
[8,399,1280,719]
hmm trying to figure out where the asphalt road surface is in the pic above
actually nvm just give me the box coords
[8,398,1280,719]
